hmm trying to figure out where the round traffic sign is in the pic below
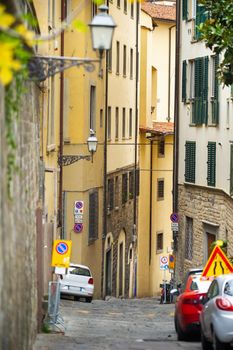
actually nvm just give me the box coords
[75,201,83,209]
[56,242,68,255]
[160,256,168,265]
[74,223,83,233]
[170,213,179,223]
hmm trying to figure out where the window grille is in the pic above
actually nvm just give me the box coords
[157,179,164,200]
[185,217,193,260]
[89,191,98,241]
[156,232,163,251]
[122,173,128,204]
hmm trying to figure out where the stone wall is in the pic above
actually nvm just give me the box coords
[0,81,41,349]
[175,184,233,283]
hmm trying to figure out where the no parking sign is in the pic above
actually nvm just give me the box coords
[51,240,72,268]
[160,255,169,270]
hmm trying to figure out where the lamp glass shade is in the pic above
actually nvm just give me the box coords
[87,134,98,153]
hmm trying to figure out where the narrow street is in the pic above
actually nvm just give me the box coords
[34,298,202,350]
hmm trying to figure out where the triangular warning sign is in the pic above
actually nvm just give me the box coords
[202,246,233,278]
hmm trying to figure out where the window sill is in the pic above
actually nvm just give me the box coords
[47,144,56,152]
[88,237,98,245]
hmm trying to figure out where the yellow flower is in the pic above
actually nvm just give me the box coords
[0,5,15,29]
[15,24,35,47]
[0,42,21,85]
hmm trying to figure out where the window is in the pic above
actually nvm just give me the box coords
[130,0,134,18]
[210,55,219,124]
[193,56,208,125]
[124,0,127,13]
[129,171,134,199]
[122,173,128,204]
[92,2,98,18]
[182,60,187,102]
[130,48,133,79]
[195,1,208,40]
[182,0,188,20]
[116,41,120,74]
[129,108,132,138]
[156,232,163,252]
[107,178,114,211]
[108,107,111,140]
[117,0,120,8]
[157,179,164,200]
[207,142,216,187]
[122,108,126,138]
[108,47,112,71]
[185,217,193,260]
[123,45,127,76]
[89,191,98,241]
[136,168,140,196]
[115,176,119,207]
[230,145,233,195]
[90,85,96,131]
[115,107,119,139]
[100,109,103,128]
[185,141,196,183]
[158,139,165,157]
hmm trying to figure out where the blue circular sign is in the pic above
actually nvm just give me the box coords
[56,242,68,255]
[75,201,83,209]
[170,213,179,223]
[74,223,83,233]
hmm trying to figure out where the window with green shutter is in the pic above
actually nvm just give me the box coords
[193,57,208,125]
[185,141,196,183]
[195,1,208,40]
[230,145,233,195]
[182,0,188,20]
[211,55,219,124]
[182,61,187,102]
[207,142,216,187]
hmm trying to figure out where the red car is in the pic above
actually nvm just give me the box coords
[174,274,212,340]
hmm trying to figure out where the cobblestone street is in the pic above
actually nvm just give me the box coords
[34,298,202,350]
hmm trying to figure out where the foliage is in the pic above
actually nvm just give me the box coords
[198,0,233,86]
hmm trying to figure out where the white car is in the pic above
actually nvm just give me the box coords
[200,274,233,350]
[60,263,94,303]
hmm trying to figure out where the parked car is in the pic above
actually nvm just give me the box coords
[173,273,212,340]
[60,263,94,303]
[200,274,233,350]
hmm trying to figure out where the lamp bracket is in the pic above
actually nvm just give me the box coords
[58,154,92,166]
[28,55,101,81]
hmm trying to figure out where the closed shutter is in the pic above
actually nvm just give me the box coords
[230,145,233,195]
[182,0,188,20]
[185,141,196,183]
[203,56,209,124]
[212,54,219,124]
[89,191,99,241]
[182,61,187,102]
[194,58,203,124]
[207,142,216,187]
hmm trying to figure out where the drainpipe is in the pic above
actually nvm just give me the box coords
[173,0,181,249]
[59,0,65,238]
[149,140,153,264]
[168,24,176,122]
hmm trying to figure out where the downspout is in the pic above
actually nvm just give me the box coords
[59,0,65,238]
[133,0,139,298]
[102,0,109,298]
[149,140,153,264]
[168,24,176,122]
[173,0,181,249]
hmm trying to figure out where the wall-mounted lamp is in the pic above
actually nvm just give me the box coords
[58,129,98,166]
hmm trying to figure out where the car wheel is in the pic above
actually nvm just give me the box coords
[74,296,80,302]
[175,315,186,341]
[201,327,212,350]
[213,331,229,350]
[86,297,92,303]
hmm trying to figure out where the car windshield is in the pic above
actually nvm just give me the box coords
[190,277,211,292]
[69,267,91,277]
[224,279,233,297]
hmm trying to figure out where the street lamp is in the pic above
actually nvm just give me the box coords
[58,130,98,166]
[28,5,116,81]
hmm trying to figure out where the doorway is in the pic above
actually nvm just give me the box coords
[105,248,112,295]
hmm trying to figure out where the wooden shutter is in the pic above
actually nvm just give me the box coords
[230,145,233,195]
[203,56,209,124]
[207,142,216,187]
[185,141,196,183]
[212,54,219,124]
[194,58,203,124]
[182,61,187,102]
[89,191,99,241]
[182,0,188,20]
[195,1,208,40]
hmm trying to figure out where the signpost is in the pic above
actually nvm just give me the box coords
[202,246,233,278]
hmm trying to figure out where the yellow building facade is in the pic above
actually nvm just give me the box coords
[137,1,175,297]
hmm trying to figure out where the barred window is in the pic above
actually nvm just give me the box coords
[129,171,134,199]
[156,232,163,252]
[157,179,164,200]
[158,139,165,157]
[107,178,114,210]
[122,173,128,204]
[185,217,193,260]
[89,191,98,242]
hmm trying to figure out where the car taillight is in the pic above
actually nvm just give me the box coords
[216,297,233,311]
[88,278,94,285]
[183,295,203,305]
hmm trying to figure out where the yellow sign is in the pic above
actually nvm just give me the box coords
[51,240,72,268]
[169,254,175,270]
[202,246,233,278]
